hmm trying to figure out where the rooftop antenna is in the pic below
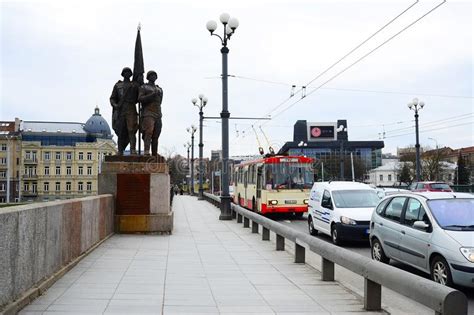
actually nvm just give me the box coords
[251,125,264,155]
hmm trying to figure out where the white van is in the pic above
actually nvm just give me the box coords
[307,181,380,245]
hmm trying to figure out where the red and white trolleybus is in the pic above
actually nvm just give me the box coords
[233,155,314,215]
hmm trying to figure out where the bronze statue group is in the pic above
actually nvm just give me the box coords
[110,67,163,156]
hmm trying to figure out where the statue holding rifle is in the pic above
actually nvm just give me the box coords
[109,25,163,156]
[138,70,163,156]
[109,67,139,155]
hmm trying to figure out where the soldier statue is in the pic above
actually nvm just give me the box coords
[109,67,140,155]
[138,70,163,156]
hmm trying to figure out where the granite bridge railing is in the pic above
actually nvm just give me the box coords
[0,195,114,314]
[203,192,468,315]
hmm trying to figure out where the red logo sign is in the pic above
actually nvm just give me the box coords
[311,127,321,137]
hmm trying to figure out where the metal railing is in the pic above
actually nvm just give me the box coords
[203,192,467,315]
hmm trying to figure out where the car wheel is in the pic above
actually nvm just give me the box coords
[371,238,389,263]
[331,225,342,245]
[308,217,318,236]
[431,256,453,286]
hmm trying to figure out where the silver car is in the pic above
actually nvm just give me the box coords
[370,192,474,288]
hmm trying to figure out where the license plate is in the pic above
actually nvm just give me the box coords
[366,229,370,235]
[285,200,297,204]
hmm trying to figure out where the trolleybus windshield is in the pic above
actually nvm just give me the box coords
[265,163,313,190]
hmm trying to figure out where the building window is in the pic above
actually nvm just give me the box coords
[78,166,83,175]
[44,166,50,176]
[388,174,392,181]
[0,158,6,165]
[55,152,61,160]
[55,166,61,175]
[87,152,92,160]
[78,182,83,191]
[24,183,29,191]
[66,166,71,175]
[32,183,37,193]
[379,174,383,181]
[55,182,60,191]
[44,182,49,192]
[25,151,31,160]
[32,151,37,161]
[44,152,51,160]
[78,152,84,160]
[0,183,5,191]
[66,152,72,160]
[1,144,6,151]
[87,166,92,175]
[66,182,71,191]
[87,182,92,191]
[0,171,5,178]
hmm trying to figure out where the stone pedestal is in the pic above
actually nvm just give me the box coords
[98,155,173,233]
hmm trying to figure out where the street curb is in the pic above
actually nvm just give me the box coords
[0,233,114,315]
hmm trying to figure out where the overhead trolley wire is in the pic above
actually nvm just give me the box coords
[267,0,447,123]
[234,0,422,141]
[264,0,421,119]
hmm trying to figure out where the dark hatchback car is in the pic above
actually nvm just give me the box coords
[409,181,453,192]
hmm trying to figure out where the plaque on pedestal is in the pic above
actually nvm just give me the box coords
[98,155,173,233]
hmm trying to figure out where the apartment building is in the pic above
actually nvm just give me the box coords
[1,107,117,203]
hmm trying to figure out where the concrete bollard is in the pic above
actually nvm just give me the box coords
[243,217,250,228]
[252,221,258,233]
[295,243,305,263]
[321,257,335,281]
[237,213,243,223]
[276,234,285,251]
[364,278,382,311]
[262,227,270,241]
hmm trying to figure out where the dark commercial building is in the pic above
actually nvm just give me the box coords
[278,120,384,181]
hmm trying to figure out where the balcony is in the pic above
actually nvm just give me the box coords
[22,174,38,180]
[22,191,38,197]
[23,158,38,164]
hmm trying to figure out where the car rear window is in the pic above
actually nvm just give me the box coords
[430,183,451,190]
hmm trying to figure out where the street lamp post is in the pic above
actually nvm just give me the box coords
[187,126,197,195]
[408,98,425,181]
[428,137,439,180]
[183,142,191,194]
[337,125,347,181]
[206,13,239,220]
[192,95,208,200]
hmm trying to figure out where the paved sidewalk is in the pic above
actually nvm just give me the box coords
[20,196,384,315]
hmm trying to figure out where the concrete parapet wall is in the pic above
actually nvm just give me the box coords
[0,195,114,309]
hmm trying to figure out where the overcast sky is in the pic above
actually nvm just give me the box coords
[1,0,472,158]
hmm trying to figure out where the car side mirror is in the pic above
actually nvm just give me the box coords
[413,221,430,231]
